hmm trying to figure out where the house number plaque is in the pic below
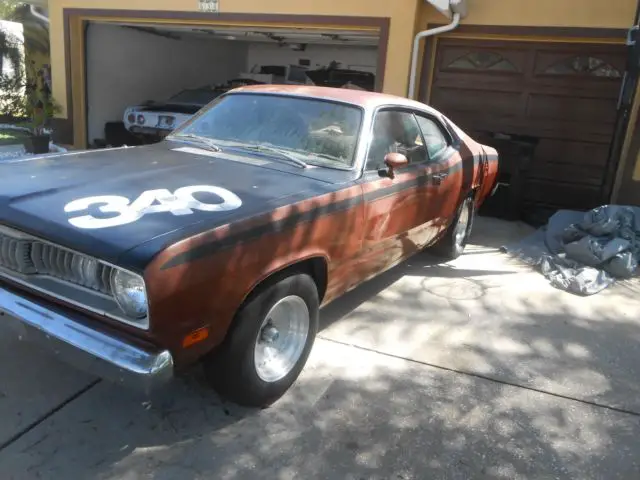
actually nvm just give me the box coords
[198,0,219,13]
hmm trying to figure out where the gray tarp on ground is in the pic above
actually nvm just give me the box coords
[501,205,640,295]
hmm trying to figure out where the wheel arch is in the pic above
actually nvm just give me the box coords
[240,254,329,310]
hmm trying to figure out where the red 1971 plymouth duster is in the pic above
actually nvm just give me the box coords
[0,85,498,407]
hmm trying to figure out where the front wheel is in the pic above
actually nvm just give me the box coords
[430,196,475,260]
[203,273,319,407]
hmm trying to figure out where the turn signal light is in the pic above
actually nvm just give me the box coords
[182,326,210,348]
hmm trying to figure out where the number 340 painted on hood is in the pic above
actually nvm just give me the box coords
[64,185,242,230]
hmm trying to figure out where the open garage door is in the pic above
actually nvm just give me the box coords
[428,38,626,222]
[84,22,380,148]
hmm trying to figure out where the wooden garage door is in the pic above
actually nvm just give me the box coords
[428,38,626,214]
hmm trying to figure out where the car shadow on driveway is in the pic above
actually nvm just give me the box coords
[3,217,640,479]
[3,319,640,480]
[319,249,518,333]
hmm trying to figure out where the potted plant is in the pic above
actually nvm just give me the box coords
[0,55,60,154]
[22,63,60,154]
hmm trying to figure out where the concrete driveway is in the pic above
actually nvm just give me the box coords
[1,216,639,479]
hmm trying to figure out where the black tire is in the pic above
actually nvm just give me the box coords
[430,196,475,260]
[204,273,319,408]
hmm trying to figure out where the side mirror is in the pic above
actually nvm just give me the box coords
[381,152,408,179]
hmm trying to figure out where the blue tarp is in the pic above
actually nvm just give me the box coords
[501,206,640,295]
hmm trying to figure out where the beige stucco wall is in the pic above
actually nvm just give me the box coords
[422,0,636,28]
[47,0,637,124]
[47,0,421,118]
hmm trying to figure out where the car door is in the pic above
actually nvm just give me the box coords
[356,108,440,280]
[412,112,465,239]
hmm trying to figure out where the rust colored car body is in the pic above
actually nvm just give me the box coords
[0,85,498,405]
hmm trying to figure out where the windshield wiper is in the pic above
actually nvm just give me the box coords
[168,134,222,152]
[236,144,307,169]
[310,152,350,165]
[289,150,352,170]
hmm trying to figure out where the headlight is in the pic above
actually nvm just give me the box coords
[110,269,148,322]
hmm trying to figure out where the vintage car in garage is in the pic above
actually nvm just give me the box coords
[123,78,264,141]
[0,85,498,407]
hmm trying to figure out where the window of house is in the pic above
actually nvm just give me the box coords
[544,55,622,78]
[447,51,518,72]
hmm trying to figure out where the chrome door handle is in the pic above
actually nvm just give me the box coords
[432,172,449,185]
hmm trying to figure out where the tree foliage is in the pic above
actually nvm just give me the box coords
[1,7,59,129]
[1,15,26,118]
[0,1,25,21]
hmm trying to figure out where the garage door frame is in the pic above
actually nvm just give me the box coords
[418,25,628,104]
[60,9,390,148]
[417,24,629,211]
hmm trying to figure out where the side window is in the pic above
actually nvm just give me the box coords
[414,115,450,161]
[365,110,426,171]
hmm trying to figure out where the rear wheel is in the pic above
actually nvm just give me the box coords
[431,196,475,260]
[204,273,319,408]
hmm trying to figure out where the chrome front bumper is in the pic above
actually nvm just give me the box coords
[0,285,174,392]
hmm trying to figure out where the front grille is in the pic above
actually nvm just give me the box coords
[0,228,113,295]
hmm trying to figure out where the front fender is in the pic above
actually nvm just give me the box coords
[143,235,335,366]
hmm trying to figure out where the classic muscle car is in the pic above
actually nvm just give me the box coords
[0,85,498,407]
[123,78,264,140]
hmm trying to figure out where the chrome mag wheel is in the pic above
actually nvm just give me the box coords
[253,295,310,383]
[454,200,471,248]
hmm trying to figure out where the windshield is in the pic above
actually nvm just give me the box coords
[168,88,223,105]
[170,93,363,168]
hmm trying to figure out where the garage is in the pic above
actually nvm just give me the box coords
[426,38,627,222]
[84,22,381,147]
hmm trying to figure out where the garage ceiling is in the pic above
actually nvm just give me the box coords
[114,23,379,47]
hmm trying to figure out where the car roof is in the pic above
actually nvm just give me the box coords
[227,84,442,115]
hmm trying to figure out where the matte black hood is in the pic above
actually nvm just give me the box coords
[0,142,334,270]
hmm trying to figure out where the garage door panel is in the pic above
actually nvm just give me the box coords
[429,37,625,212]
[528,162,606,188]
[521,122,613,144]
[434,72,526,89]
[431,88,523,116]
[526,80,622,98]
[437,114,614,144]
[524,180,603,209]
[534,138,611,168]
[436,45,527,75]
[526,93,618,124]
[532,48,627,80]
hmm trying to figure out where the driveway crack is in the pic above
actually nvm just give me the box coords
[317,335,640,418]
[0,379,101,452]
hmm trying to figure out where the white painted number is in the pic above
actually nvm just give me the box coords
[64,185,242,229]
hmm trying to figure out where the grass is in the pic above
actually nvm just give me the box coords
[0,128,29,146]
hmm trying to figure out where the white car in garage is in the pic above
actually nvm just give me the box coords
[123,79,263,140]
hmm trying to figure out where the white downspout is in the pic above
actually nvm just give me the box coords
[30,5,50,25]
[407,12,461,100]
